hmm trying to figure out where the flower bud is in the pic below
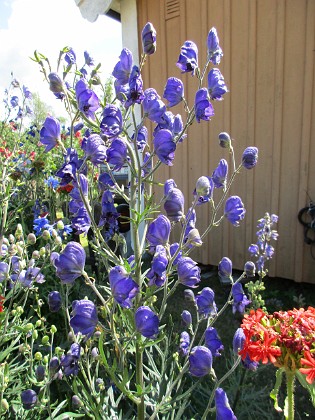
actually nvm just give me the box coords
[8,234,15,244]
[34,352,42,361]
[21,389,37,410]
[56,220,64,230]
[49,356,60,373]
[48,72,64,93]
[32,330,38,340]
[181,310,192,326]
[95,378,104,392]
[195,176,211,197]
[39,247,46,256]
[42,230,51,240]
[72,395,83,410]
[242,146,258,169]
[32,250,40,259]
[42,336,50,345]
[244,261,256,277]
[50,325,57,334]
[1,399,9,412]
[91,347,99,358]
[141,22,157,55]
[218,132,231,148]
[184,289,195,302]
[35,365,46,381]
[27,233,36,245]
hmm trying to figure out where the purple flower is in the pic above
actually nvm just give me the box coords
[205,327,224,356]
[146,215,171,246]
[48,291,62,312]
[196,287,217,317]
[23,85,32,99]
[65,48,76,65]
[244,261,256,277]
[248,244,259,256]
[114,80,129,102]
[100,104,123,138]
[195,88,215,123]
[35,365,46,382]
[163,77,184,107]
[212,159,228,189]
[112,48,133,85]
[242,146,258,169]
[60,343,81,376]
[98,172,115,191]
[186,228,202,247]
[135,306,159,338]
[84,50,94,66]
[142,88,166,123]
[21,389,37,410]
[232,283,251,314]
[208,68,228,100]
[207,27,223,65]
[189,346,213,377]
[133,125,148,151]
[169,242,182,265]
[141,22,157,55]
[75,79,100,120]
[181,310,192,327]
[109,266,139,308]
[70,299,98,338]
[81,133,107,165]
[40,116,60,152]
[10,96,19,108]
[224,196,246,226]
[55,148,80,186]
[179,331,190,356]
[164,182,184,222]
[218,257,233,282]
[215,388,237,420]
[176,41,198,75]
[48,72,64,94]
[147,245,168,287]
[194,176,214,204]
[125,65,145,108]
[19,267,45,287]
[106,138,128,171]
[233,328,258,370]
[71,206,91,236]
[0,262,9,282]
[54,241,86,284]
[177,257,201,288]
[153,129,176,166]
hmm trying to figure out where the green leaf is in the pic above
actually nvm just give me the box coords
[295,370,315,407]
[52,412,85,419]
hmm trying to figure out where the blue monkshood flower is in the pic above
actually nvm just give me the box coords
[99,190,119,234]
[265,244,274,258]
[114,79,129,102]
[35,365,46,382]
[75,79,100,120]
[248,244,259,256]
[146,214,171,247]
[218,257,233,283]
[224,196,246,226]
[212,159,228,189]
[109,265,139,308]
[176,41,198,75]
[164,181,184,222]
[45,176,59,190]
[163,77,184,107]
[196,287,217,317]
[33,217,52,236]
[65,48,76,65]
[169,242,182,265]
[142,88,166,123]
[164,179,177,195]
[218,131,232,148]
[60,343,81,376]
[49,356,60,373]
[195,88,215,123]
[53,241,86,284]
[11,78,20,87]
[179,331,190,356]
[185,228,202,248]
[16,107,23,119]
[70,299,98,338]
[100,104,123,138]
[153,111,175,135]
[72,395,83,410]
[48,72,64,94]
[244,261,256,277]
[132,125,148,151]
[194,177,214,205]
[112,48,133,85]
[147,245,168,287]
[242,146,258,169]
[81,133,107,165]
[23,85,32,99]
[19,267,45,287]
[48,291,62,312]
[71,207,91,236]
[10,96,19,108]
[232,283,251,314]
[207,27,223,65]
[73,122,84,133]
[189,346,213,377]
[173,114,186,142]
[98,172,115,191]
[84,50,94,66]
[106,138,128,171]
[25,105,33,115]
[181,310,192,327]
[205,327,224,357]
[153,129,176,166]
[184,207,197,242]
[142,22,157,55]
[21,389,37,410]
[215,388,237,420]
[232,328,258,371]
[40,116,61,152]
[208,68,228,100]
[70,174,89,201]
[0,262,9,282]
[184,289,195,302]
[142,152,152,177]
[135,306,159,338]
[177,257,201,288]
[125,65,145,108]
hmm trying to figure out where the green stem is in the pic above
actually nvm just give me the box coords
[285,370,295,420]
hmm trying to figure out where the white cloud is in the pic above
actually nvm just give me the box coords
[0,0,122,117]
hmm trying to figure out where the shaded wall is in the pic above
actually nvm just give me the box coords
[137,0,315,283]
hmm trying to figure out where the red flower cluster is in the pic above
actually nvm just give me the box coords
[0,295,5,312]
[57,184,74,194]
[239,307,315,383]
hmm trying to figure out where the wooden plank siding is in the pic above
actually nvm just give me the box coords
[137,0,315,283]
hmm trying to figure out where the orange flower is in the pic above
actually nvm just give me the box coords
[299,351,315,384]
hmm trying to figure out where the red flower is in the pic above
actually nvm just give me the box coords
[0,296,5,312]
[57,184,74,194]
[299,351,315,384]
[240,330,281,364]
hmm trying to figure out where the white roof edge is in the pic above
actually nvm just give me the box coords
[74,0,120,23]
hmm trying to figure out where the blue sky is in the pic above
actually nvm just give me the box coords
[0,0,122,116]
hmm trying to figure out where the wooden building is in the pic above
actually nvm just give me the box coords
[76,0,315,283]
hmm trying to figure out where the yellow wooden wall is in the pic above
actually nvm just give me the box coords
[137,0,315,283]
